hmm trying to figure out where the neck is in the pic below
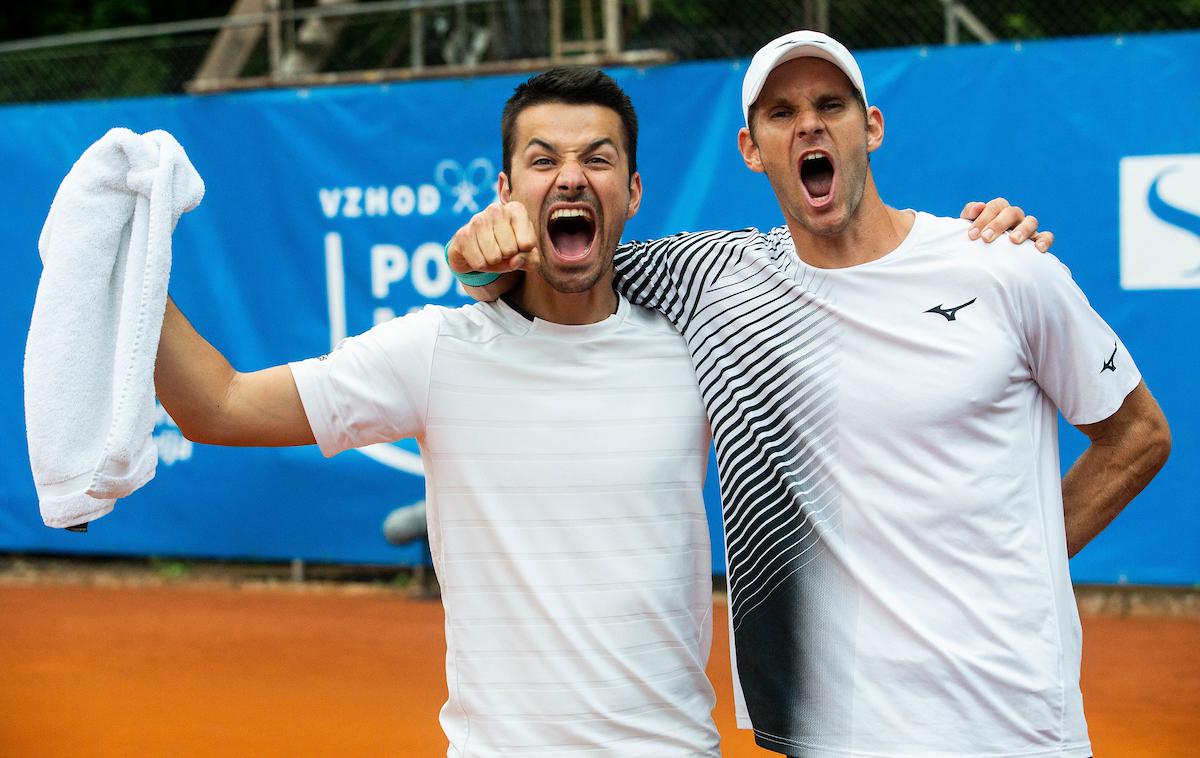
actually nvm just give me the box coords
[509,270,618,325]
[787,174,915,269]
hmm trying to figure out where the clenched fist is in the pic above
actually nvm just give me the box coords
[447,201,542,274]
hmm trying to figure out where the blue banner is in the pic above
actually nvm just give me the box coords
[1,31,1196,582]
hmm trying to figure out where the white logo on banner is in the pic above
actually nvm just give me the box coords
[315,158,498,476]
[436,158,498,213]
[322,231,433,476]
[1120,154,1200,290]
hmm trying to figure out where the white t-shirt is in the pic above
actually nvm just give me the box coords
[290,296,720,758]
[613,212,1141,758]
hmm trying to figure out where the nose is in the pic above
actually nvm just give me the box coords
[556,159,587,194]
[794,106,825,140]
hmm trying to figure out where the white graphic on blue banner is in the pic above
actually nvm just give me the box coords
[436,158,497,213]
[153,402,193,466]
[322,231,428,476]
[318,184,441,218]
[317,157,498,219]
[316,159,498,476]
[1120,154,1200,290]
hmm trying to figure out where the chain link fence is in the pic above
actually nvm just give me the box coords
[626,0,1200,58]
[0,33,222,103]
[1,0,1197,104]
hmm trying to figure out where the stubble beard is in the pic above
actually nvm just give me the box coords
[536,232,614,294]
[536,192,623,295]
[776,137,870,238]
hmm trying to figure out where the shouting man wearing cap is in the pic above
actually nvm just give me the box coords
[450,31,1170,758]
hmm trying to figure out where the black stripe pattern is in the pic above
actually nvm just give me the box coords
[616,227,842,629]
[614,227,852,750]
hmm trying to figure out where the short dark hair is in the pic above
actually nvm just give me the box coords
[501,66,638,177]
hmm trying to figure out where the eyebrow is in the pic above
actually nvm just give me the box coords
[761,90,849,107]
[524,137,618,154]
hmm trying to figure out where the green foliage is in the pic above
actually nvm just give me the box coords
[0,0,232,42]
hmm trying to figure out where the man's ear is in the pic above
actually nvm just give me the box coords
[497,172,512,202]
[866,106,885,154]
[626,172,643,220]
[738,127,765,173]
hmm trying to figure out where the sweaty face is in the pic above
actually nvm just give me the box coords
[502,103,641,294]
[744,57,880,237]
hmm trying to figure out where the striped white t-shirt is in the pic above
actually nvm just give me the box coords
[613,212,1139,758]
[290,296,720,758]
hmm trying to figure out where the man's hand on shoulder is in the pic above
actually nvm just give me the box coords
[960,198,1054,252]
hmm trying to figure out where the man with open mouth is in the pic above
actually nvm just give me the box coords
[449,31,1170,758]
[154,68,723,757]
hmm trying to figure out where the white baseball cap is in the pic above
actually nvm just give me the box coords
[741,30,868,125]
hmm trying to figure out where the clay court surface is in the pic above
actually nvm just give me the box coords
[1,580,1197,757]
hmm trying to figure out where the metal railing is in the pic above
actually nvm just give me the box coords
[0,0,1196,104]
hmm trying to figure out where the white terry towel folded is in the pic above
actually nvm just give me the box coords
[25,128,204,529]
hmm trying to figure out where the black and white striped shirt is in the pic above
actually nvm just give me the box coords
[615,226,848,754]
[613,214,1129,757]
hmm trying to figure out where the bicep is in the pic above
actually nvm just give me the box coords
[220,365,316,447]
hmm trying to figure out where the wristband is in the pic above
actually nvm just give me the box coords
[445,243,501,287]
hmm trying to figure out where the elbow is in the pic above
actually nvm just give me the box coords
[169,403,234,446]
[157,399,211,445]
[1130,407,1172,477]
[175,419,219,446]
[1147,416,1172,472]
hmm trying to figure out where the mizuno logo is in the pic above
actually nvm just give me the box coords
[924,298,977,321]
[1101,343,1117,373]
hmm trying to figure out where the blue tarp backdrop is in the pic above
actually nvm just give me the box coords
[1,32,1196,582]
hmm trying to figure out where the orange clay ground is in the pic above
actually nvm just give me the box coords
[1,583,1196,757]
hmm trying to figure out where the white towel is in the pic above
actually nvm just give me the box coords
[25,128,204,529]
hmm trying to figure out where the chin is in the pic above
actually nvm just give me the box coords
[539,262,605,294]
[796,208,850,237]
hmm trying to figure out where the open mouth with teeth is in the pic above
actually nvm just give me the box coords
[547,207,598,262]
[800,152,836,207]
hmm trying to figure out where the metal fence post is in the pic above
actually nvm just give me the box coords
[942,1,997,46]
[804,0,831,34]
[267,0,283,80]
[945,0,959,45]
[603,0,621,56]
[549,0,563,61]
[411,8,425,70]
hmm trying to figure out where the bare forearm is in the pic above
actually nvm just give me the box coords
[1062,440,1164,556]
[1062,383,1170,557]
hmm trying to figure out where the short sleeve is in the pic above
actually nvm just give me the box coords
[1010,250,1142,426]
[613,230,746,330]
[289,307,443,457]
[612,236,687,316]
